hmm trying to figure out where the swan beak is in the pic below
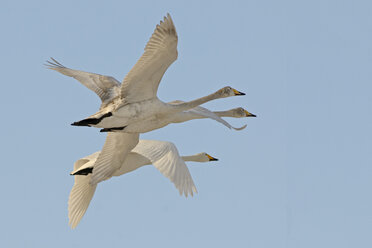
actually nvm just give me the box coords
[244,110,256,117]
[233,89,245,96]
[207,154,219,161]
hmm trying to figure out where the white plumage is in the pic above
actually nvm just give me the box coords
[68,140,218,229]
[48,56,251,185]
[47,13,250,185]
[46,13,254,229]
[67,14,245,131]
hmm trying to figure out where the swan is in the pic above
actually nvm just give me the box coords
[46,15,252,185]
[66,14,245,131]
[47,59,255,132]
[68,140,218,229]
[47,56,253,185]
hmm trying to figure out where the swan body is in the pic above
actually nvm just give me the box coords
[68,140,218,229]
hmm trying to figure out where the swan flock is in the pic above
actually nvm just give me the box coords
[47,13,256,229]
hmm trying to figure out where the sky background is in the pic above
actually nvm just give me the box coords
[1,0,371,247]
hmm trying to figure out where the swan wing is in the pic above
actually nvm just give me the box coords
[132,140,197,197]
[120,13,178,103]
[169,100,247,130]
[68,158,98,229]
[46,58,121,104]
[80,151,101,162]
[90,133,139,185]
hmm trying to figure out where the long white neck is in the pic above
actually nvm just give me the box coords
[168,111,206,123]
[181,154,205,162]
[213,109,236,117]
[170,107,243,124]
[168,90,221,113]
[172,109,237,119]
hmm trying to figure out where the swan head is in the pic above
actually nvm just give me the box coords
[232,107,257,118]
[196,152,219,162]
[218,86,245,98]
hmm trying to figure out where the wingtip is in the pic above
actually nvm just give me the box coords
[44,63,53,69]
[164,13,175,27]
[193,187,198,195]
[45,57,66,69]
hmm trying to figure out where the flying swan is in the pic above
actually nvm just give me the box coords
[68,140,218,229]
[47,14,252,185]
[47,58,254,186]
[46,58,256,131]
[69,14,246,132]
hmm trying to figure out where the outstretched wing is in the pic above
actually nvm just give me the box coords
[132,140,197,197]
[46,58,121,105]
[68,158,98,229]
[169,101,247,130]
[90,133,140,185]
[120,13,178,103]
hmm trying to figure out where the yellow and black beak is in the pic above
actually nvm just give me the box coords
[233,88,245,96]
[244,110,257,117]
[206,154,219,161]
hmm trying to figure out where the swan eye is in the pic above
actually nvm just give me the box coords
[237,107,244,113]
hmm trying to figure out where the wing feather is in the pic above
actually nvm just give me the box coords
[90,133,139,185]
[46,58,121,106]
[120,14,178,103]
[132,140,196,197]
[68,159,97,229]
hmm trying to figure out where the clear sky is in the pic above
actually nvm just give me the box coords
[1,0,371,247]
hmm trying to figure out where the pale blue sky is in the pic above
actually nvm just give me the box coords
[1,0,371,247]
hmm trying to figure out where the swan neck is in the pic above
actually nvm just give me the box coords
[213,110,234,117]
[170,111,205,123]
[171,92,218,112]
[181,154,202,162]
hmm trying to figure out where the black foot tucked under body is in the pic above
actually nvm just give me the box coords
[100,126,126,132]
[71,112,113,126]
[71,167,93,176]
